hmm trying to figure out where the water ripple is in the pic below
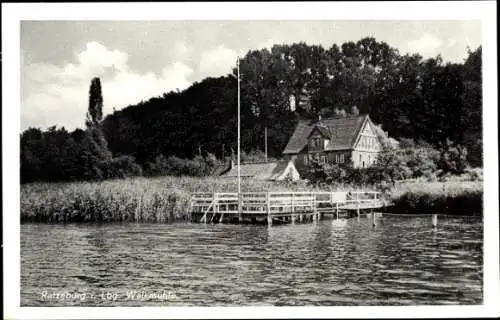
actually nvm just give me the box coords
[21,217,483,306]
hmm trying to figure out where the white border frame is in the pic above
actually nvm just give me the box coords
[3,1,499,319]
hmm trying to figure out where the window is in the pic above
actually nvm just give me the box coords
[320,155,326,164]
[310,137,323,149]
[340,154,345,163]
[335,154,339,163]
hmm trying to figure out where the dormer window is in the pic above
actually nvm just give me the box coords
[310,137,322,148]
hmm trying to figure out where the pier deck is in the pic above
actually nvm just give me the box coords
[189,191,390,224]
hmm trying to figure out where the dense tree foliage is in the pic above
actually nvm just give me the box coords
[86,77,104,127]
[21,38,482,183]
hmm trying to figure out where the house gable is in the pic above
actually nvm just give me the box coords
[283,115,368,154]
[305,126,330,152]
[353,117,381,152]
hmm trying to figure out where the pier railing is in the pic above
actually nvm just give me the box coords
[190,191,387,221]
[190,192,478,228]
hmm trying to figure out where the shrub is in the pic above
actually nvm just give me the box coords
[240,149,275,163]
[391,189,482,215]
[437,140,469,175]
[101,155,143,179]
[144,153,223,177]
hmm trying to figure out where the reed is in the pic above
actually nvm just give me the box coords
[390,180,483,215]
[21,176,329,223]
[21,175,483,222]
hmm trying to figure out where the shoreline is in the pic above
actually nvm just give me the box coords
[20,176,483,223]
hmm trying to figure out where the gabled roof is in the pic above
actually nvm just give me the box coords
[310,125,331,138]
[221,160,298,180]
[210,162,231,176]
[283,114,371,154]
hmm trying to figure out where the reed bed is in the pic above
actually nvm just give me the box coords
[21,178,189,222]
[21,175,483,222]
[390,180,483,215]
[20,176,325,223]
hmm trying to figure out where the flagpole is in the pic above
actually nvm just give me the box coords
[237,57,242,222]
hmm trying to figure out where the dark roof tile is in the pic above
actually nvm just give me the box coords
[222,160,298,180]
[283,114,369,154]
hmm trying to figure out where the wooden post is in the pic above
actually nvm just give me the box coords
[356,192,360,217]
[432,214,438,228]
[238,194,243,223]
[371,211,376,227]
[336,202,339,220]
[213,193,217,223]
[313,193,318,221]
[266,192,272,226]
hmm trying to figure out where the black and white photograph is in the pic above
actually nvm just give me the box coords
[3,2,499,319]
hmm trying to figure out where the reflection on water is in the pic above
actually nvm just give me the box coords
[21,216,483,306]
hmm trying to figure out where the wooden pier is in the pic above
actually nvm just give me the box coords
[189,191,389,225]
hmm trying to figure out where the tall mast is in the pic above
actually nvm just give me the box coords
[265,127,268,163]
[237,57,241,197]
[237,57,242,222]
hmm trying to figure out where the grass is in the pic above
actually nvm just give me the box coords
[390,179,483,215]
[20,176,356,223]
[21,174,484,222]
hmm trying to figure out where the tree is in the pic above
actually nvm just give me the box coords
[86,77,104,128]
[85,77,112,160]
[437,140,468,175]
[21,38,484,183]
[350,105,360,116]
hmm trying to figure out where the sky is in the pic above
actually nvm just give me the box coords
[20,20,482,131]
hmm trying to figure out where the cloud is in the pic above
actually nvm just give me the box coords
[198,45,239,78]
[21,42,193,130]
[172,41,190,59]
[78,41,129,72]
[407,34,443,55]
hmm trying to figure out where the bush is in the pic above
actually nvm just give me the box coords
[240,149,274,163]
[437,140,468,175]
[144,153,223,177]
[391,189,482,215]
[101,155,143,179]
[324,164,349,185]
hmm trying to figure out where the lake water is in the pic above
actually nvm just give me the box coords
[21,216,483,306]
